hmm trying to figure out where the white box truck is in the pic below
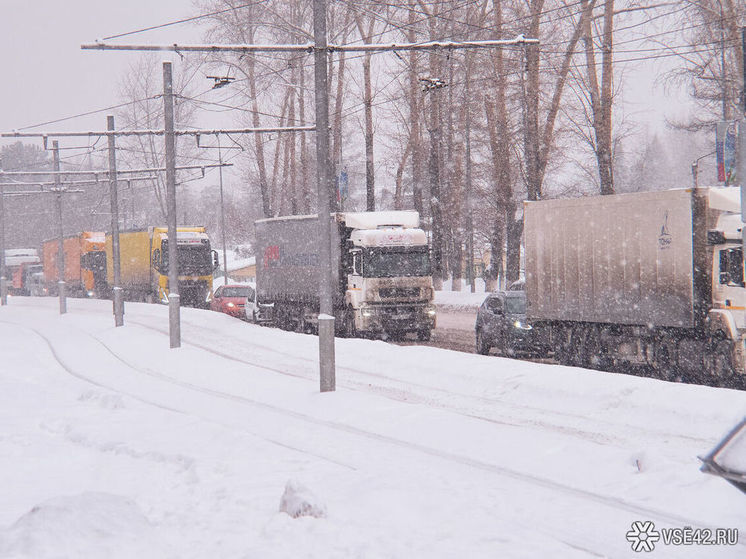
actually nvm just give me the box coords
[524,187,746,383]
[255,211,436,340]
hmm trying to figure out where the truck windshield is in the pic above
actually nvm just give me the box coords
[162,241,213,275]
[363,247,430,278]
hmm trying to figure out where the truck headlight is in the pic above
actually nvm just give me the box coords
[427,305,437,316]
[513,320,532,330]
[227,302,235,308]
[361,305,375,317]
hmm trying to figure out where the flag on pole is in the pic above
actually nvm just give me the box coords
[716,122,737,185]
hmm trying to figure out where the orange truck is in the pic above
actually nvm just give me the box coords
[4,249,41,295]
[41,232,107,297]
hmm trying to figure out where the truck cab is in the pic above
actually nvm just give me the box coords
[707,209,746,374]
[340,213,436,340]
[151,227,219,308]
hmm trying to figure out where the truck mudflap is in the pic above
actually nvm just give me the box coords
[356,303,436,333]
[734,335,746,376]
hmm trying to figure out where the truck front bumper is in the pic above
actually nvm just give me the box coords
[357,303,436,333]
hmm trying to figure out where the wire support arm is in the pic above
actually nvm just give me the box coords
[81,36,538,54]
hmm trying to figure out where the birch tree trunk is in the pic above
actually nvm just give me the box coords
[581,0,615,194]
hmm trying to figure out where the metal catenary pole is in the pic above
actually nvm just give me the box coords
[314,0,335,392]
[108,115,124,327]
[464,53,475,294]
[163,61,181,349]
[217,135,229,287]
[737,26,746,255]
[52,141,66,314]
[0,158,6,306]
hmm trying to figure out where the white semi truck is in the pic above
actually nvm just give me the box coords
[523,187,746,383]
[255,211,436,340]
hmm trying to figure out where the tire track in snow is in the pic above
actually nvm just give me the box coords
[10,300,717,450]
[2,317,736,545]
[0,320,357,472]
[128,316,717,452]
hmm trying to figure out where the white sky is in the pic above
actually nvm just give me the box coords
[0,1,207,135]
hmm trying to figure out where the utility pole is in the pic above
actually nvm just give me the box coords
[719,1,728,120]
[108,115,124,327]
[217,135,229,287]
[422,78,446,291]
[737,26,746,254]
[163,61,180,349]
[464,54,475,294]
[52,141,66,314]
[0,157,6,306]
[314,0,335,392]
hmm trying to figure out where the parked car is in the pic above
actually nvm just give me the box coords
[210,284,252,319]
[244,284,274,324]
[475,291,545,356]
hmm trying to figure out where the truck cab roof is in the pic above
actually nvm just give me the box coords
[350,227,428,248]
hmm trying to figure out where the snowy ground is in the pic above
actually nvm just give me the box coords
[1,296,745,558]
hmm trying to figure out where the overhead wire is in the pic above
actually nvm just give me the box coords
[101,0,269,41]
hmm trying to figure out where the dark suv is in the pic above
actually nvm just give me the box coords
[475,291,540,356]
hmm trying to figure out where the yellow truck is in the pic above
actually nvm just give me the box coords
[106,226,218,307]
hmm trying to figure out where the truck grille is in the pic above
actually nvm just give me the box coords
[379,287,420,299]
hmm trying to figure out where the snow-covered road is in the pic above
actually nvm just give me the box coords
[1,297,745,558]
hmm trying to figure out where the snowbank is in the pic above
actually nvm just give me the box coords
[279,480,327,519]
[0,493,168,559]
[0,297,744,558]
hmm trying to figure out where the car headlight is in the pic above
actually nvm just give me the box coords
[227,302,235,308]
[426,305,437,316]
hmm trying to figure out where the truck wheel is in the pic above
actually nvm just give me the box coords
[711,340,736,382]
[653,341,676,381]
[476,329,490,355]
[295,308,308,333]
[417,329,431,342]
[344,307,357,338]
[555,326,573,366]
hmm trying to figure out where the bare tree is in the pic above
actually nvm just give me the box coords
[116,54,200,222]
[666,0,745,127]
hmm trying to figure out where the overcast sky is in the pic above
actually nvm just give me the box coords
[0,1,207,136]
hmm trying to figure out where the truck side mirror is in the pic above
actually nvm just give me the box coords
[212,250,219,272]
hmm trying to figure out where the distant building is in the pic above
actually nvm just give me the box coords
[222,255,255,283]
